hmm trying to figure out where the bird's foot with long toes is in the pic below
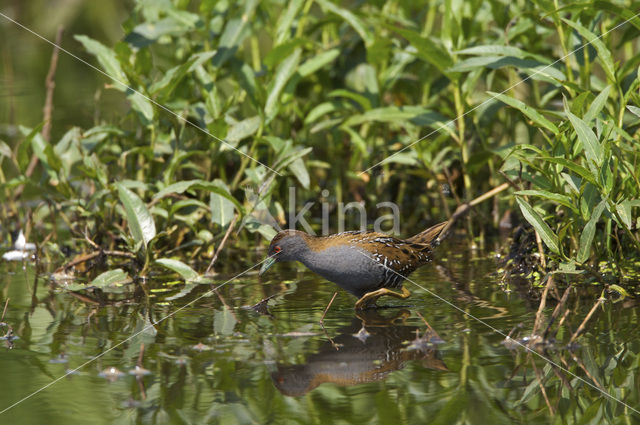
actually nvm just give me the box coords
[354,287,411,310]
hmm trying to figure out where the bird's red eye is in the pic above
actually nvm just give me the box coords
[274,246,281,253]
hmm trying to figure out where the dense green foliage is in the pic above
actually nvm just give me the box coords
[2,3,640,424]
[1,0,640,278]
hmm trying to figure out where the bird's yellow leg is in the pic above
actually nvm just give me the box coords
[354,287,411,310]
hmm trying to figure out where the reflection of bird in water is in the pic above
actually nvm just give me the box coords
[271,310,448,397]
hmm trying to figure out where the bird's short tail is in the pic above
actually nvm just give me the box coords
[406,221,449,246]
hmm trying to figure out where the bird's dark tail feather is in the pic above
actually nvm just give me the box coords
[406,221,449,246]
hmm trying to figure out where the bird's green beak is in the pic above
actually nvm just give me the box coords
[259,256,277,276]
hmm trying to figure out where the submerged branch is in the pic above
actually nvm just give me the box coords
[569,297,604,344]
[532,275,554,336]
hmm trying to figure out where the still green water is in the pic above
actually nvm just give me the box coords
[0,240,638,424]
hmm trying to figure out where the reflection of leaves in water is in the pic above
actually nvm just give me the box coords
[57,268,132,292]
[164,283,198,301]
[123,314,157,361]
[214,307,237,336]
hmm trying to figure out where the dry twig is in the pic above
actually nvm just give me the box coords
[319,292,338,325]
[137,343,145,367]
[1,298,9,322]
[436,182,510,243]
[543,286,572,339]
[16,26,64,200]
[206,213,238,274]
[530,356,555,415]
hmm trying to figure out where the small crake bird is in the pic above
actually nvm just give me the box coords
[259,221,448,309]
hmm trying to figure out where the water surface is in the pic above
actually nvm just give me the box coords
[0,239,638,424]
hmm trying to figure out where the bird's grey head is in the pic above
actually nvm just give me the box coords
[260,230,311,275]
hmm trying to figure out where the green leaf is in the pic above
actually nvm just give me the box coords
[516,197,560,254]
[209,180,235,227]
[448,55,504,72]
[288,157,310,189]
[154,181,202,198]
[584,85,611,123]
[243,214,278,240]
[153,179,244,214]
[304,101,342,124]
[627,105,640,118]
[456,45,545,61]
[608,284,630,299]
[457,45,524,56]
[211,0,259,67]
[561,172,581,193]
[31,131,62,172]
[187,51,217,72]
[226,116,262,145]
[264,39,306,69]
[448,56,566,81]
[580,183,598,220]
[562,18,616,83]
[616,201,633,230]
[382,152,417,165]
[75,35,128,86]
[274,0,305,44]
[54,127,83,176]
[127,90,154,125]
[298,49,340,77]
[385,24,453,73]
[0,141,12,159]
[265,48,302,123]
[127,10,199,44]
[556,261,585,275]
[316,0,373,46]
[489,92,558,133]
[90,269,131,288]
[538,157,598,185]
[343,106,449,128]
[274,147,313,172]
[346,63,379,102]
[235,61,262,106]
[256,224,278,240]
[16,123,44,172]
[577,200,606,263]
[340,126,367,154]
[156,258,200,281]
[170,198,209,216]
[566,110,603,167]
[515,190,578,213]
[116,182,156,247]
[148,57,197,97]
[328,89,372,110]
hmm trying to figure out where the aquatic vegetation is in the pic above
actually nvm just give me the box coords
[1,2,639,282]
